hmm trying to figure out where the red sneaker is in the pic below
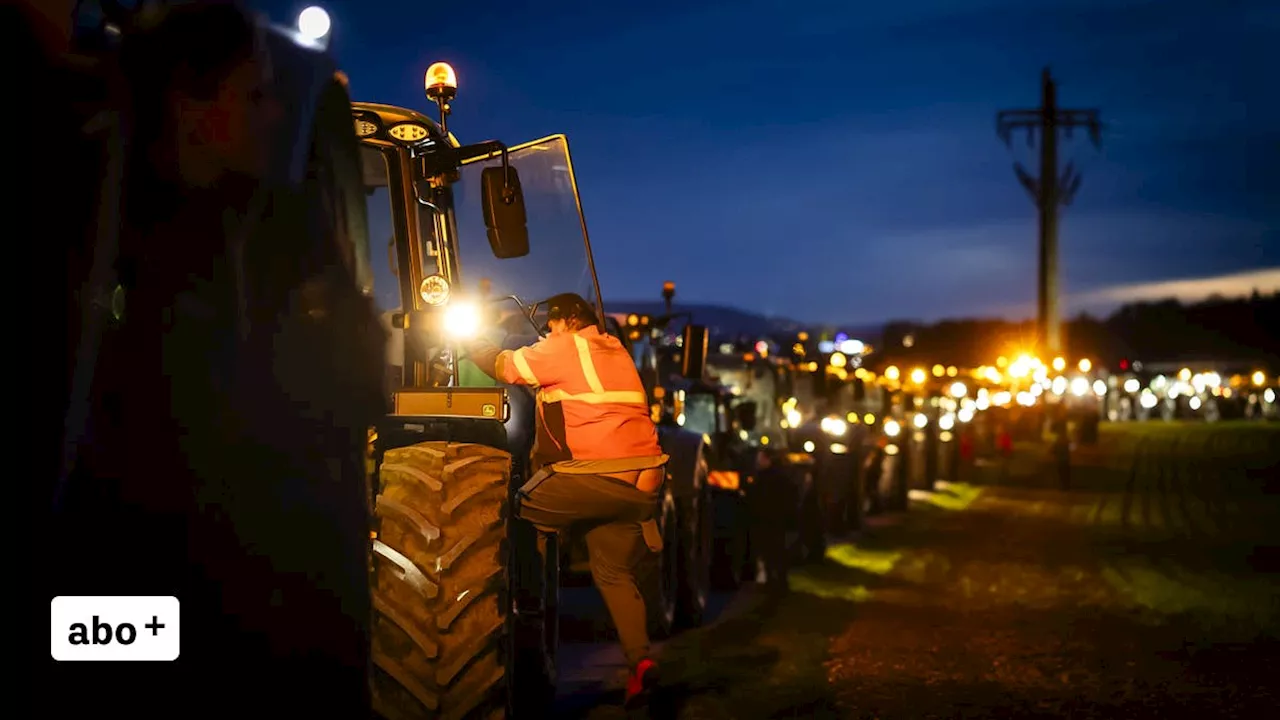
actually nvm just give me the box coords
[624,658,659,709]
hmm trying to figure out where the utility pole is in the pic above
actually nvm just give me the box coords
[997,67,1101,356]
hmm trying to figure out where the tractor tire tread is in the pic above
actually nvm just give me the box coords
[372,441,511,720]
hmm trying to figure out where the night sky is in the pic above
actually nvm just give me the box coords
[258,0,1279,324]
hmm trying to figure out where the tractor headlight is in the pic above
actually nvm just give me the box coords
[443,301,481,339]
[820,416,848,437]
[419,274,450,306]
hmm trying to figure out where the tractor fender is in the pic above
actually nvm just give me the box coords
[658,426,706,501]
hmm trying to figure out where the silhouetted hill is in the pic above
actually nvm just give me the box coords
[872,291,1279,370]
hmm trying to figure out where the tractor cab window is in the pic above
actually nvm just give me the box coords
[362,146,401,314]
[682,392,718,436]
[361,145,442,314]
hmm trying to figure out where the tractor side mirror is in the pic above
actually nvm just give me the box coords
[735,400,758,432]
[480,165,529,258]
[681,324,708,380]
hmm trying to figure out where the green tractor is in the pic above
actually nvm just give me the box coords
[354,64,707,719]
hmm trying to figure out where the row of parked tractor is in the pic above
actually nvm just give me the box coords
[598,293,925,637]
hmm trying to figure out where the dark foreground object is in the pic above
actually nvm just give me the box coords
[26,3,383,715]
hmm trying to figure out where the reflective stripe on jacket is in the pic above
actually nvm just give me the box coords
[496,325,662,467]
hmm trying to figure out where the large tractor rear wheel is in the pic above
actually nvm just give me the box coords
[674,459,711,630]
[371,441,515,720]
[642,488,680,639]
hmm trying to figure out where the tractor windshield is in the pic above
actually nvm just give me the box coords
[681,391,721,436]
[455,135,601,328]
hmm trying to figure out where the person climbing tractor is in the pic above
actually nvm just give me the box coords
[465,292,666,709]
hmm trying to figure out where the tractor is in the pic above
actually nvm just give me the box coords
[614,288,822,587]
[355,67,708,718]
[45,0,381,715]
[599,309,715,637]
[609,287,762,589]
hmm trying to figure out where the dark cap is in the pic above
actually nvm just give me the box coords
[543,293,599,328]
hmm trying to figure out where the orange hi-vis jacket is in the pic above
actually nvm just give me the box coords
[487,325,665,471]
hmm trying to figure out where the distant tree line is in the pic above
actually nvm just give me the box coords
[875,291,1279,371]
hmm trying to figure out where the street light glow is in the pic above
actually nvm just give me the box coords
[298,6,331,41]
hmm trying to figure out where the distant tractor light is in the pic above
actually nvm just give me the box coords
[957,407,975,423]
[950,381,967,399]
[839,339,864,355]
[297,6,331,42]
[939,413,955,431]
[910,368,927,384]
[830,443,849,455]
[442,301,481,339]
[803,440,816,453]
[829,352,847,368]
[1123,378,1140,393]
[1265,388,1276,403]
[1070,377,1089,397]
[1078,358,1093,373]
[425,62,459,102]
[884,419,901,437]
[1253,371,1266,386]
[913,413,928,429]
[1093,379,1107,396]
[1189,396,1202,410]
[821,417,848,437]
[419,274,450,306]
[847,412,860,424]
[1139,390,1158,409]
[884,366,901,381]
[1052,356,1066,372]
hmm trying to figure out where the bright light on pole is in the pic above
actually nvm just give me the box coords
[298,6,331,42]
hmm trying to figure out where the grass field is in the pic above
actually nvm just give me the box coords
[1082,421,1280,497]
[963,420,1280,559]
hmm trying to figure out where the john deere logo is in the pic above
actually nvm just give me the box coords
[482,404,497,417]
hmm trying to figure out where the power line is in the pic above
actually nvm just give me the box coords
[997,67,1101,356]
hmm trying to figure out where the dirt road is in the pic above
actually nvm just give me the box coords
[558,475,1280,718]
